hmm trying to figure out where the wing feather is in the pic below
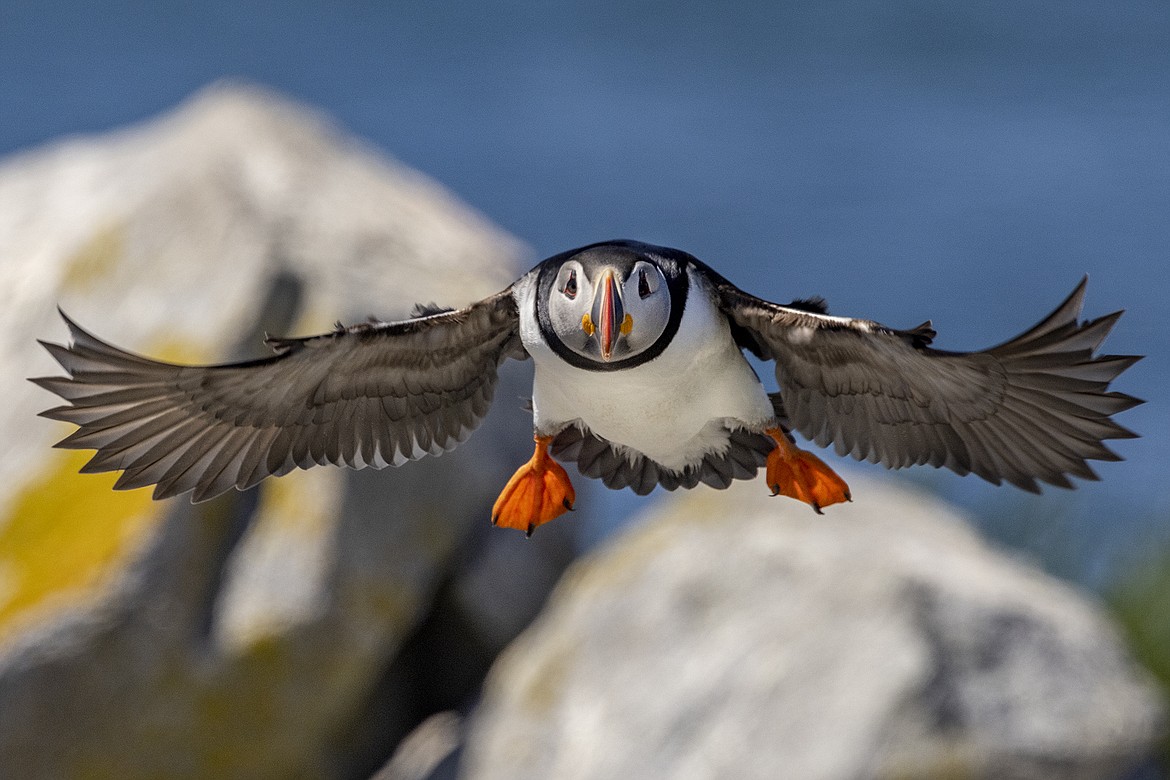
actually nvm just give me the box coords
[33,289,524,501]
[549,424,773,495]
[714,273,1141,492]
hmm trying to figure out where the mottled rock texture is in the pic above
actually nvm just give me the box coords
[0,84,572,779]
[464,478,1164,780]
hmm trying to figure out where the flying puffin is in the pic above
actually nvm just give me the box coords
[33,240,1142,535]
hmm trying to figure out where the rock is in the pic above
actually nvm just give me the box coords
[463,478,1165,780]
[371,711,463,780]
[0,83,574,779]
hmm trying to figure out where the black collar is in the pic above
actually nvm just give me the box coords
[534,240,691,372]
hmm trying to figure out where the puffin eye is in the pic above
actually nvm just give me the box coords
[563,271,577,299]
[638,270,651,299]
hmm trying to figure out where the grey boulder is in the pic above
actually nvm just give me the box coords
[0,83,571,779]
[464,477,1164,780]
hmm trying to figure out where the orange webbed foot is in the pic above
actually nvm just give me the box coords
[764,428,851,513]
[492,435,576,536]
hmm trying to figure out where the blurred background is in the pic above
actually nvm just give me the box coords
[5,0,1166,582]
[1,1,1167,778]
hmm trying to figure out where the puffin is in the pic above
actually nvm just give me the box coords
[33,240,1142,535]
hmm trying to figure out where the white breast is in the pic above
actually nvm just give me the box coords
[515,268,775,471]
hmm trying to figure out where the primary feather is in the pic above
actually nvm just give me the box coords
[34,291,524,502]
[712,274,1142,492]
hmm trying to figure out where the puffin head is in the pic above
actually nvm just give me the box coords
[537,240,689,371]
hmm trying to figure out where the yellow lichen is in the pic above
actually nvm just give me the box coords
[0,335,210,642]
[61,223,125,293]
[148,338,215,366]
[0,448,162,640]
[255,468,337,535]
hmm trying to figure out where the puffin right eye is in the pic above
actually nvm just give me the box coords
[563,271,577,299]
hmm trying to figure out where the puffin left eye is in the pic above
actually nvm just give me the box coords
[563,271,578,299]
[638,270,651,299]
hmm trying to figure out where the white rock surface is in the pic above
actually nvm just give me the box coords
[0,80,522,495]
[0,83,566,779]
[464,478,1164,780]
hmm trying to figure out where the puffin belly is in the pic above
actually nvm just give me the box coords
[531,330,774,471]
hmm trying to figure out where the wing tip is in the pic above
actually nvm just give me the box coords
[29,375,61,393]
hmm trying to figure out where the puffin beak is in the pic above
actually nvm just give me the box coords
[592,269,625,361]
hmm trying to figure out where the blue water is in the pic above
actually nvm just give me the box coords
[3,0,1167,585]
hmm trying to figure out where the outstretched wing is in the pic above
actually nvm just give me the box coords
[33,288,525,502]
[714,276,1142,492]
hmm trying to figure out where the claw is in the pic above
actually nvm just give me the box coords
[764,428,850,512]
[492,435,577,534]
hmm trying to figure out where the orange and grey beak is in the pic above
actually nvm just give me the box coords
[591,269,624,361]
